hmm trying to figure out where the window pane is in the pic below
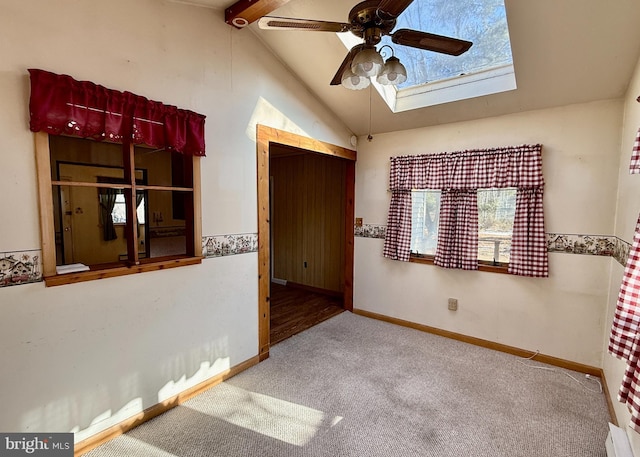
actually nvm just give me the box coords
[53,185,134,267]
[145,190,191,259]
[111,194,127,224]
[135,147,192,188]
[411,190,441,255]
[111,192,146,224]
[50,136,124,181]
[477,188,516,263]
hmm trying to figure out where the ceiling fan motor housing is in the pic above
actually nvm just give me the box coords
[349,0,397,42]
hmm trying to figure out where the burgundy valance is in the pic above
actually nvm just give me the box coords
[28,69,206,156]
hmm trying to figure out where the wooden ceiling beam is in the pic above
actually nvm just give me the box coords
[225,0,291,29]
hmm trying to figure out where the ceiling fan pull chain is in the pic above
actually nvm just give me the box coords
[368,85,373,142]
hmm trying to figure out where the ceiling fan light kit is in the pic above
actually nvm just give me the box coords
[257,0,472,90]
[351,46,385,78]
[341,68,371,90]
[377,55,407,85]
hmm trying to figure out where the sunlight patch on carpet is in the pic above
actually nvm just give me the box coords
[186,384,343,446]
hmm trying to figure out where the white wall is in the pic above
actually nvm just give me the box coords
[604,54,640,454]
[0,0,352,442]
[354,100,623,367]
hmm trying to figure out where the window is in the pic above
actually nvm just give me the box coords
[29,69,205,286]
[477,189,516,264]
[39,135,201,284]
[337,0,515,112]
[383,145,547,277]
[410,190,440,256]
[111,192,146,225]
[411,188,516,266]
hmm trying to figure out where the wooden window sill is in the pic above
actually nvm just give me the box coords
[44,256,202,287]
[409,255,509,274]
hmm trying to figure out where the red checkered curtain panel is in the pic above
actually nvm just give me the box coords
[509,188,548,277]
[28,69,206,156]
[609,214,640,432]
[630,128,640,174]
[383,190,412,261]
[383,144,547,276]
[434,189,478,269]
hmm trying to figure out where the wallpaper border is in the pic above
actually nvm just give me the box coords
[202,233,258,259]
[355,224,631,267]
[0,230,630,289]
[0,250,42,287]
[0,233,259,289]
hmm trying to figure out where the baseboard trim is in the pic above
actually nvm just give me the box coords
[353,309,601,376]
[285,281,342,298]
[74,354,261,456]
[600,369,619,427]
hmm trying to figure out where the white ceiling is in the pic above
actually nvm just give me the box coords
[174,0,640,137]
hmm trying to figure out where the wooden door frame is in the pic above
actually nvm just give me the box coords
[256,125,356,361]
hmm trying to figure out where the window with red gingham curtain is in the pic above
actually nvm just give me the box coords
[383,144,548,277]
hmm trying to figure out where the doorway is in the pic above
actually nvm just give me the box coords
[256,125,356,360]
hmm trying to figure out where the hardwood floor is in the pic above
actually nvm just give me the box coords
[270,282,344,345]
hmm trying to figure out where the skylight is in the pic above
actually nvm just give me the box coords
[338,0,516,112]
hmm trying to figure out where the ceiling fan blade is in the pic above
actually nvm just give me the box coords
[258,16,352,33]
[391,29,473,56]
[376,0,416,21]
[330,44,365,85]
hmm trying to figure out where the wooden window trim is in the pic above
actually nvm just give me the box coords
[256,124,356,362]
[409,254,510,274]
[34,132,203,286]
[43,256,202,287]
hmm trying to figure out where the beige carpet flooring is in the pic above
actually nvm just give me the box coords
[83,312,611,457]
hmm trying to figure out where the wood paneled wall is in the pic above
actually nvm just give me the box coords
[270,148,346,293]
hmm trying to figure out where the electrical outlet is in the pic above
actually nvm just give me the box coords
[448,298,458,311]
[355,217,363,227]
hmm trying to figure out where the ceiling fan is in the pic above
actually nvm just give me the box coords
[257,0,473,90]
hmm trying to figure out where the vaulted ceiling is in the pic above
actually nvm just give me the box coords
[176,0,640,137]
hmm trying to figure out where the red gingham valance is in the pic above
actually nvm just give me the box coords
[609,213,640,433]
[388,144,544,191]
[383,144,548,277]
[28,69,206,156]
